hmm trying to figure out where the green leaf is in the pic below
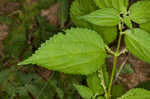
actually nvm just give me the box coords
[125,28,150,63]
[111,83,126,99]
[37,0,56,9]
[4,24,27,58]
[93,26,117,44]
[124,0,129,7]
[123,15,132,28]
[136,80,150,90]
[101,64,109,87]
[140,21,150,33]
[70,0,96,28]
[104,0,112,7]
[70,0,96,15]
[117,88,150,99]
[87,72,104,95]
[18,28,106,75]
[112,0,128,13]
[0,69,10,83]
[112,0,119,10]
[93,0,106,8]
[58,0,69,28]
[74,84,93,99]
[97,96,105,99]
[80,8,120,26]
[70,0,117,44]
[129,0,150,24]
[0,16,13,24]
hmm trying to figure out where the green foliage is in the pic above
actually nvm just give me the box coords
[120,64,134,74]
[129,0,150,24]
[111,83,126,99]
[19,28,106,75]
[125,28,150,63]
[93,26,117,44]
[37,0,56,9]
[0,16,13,24]
[0,67,82,99]
[0,0,83,98]
[70,0,96,28]
[4,24,27,59]
[117,88,150,99]
[93,0,106,8]
[74,84,93,99]
[87,72,104,95]
[140,21,150,33]
[57,0,69,28]
[2,0,150,99]
[70,0,117,44]
[122,15,132,28]
[81,8,120,26]
[101,64,109,87]
[103,0,112,7]
[97,96,105,99]
[112,0,128,13]
[94,0,129,11]
[136,80,150,90]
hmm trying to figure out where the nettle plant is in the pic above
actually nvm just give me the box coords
[18,0,150,99]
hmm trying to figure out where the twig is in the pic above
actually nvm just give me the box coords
[114,57,128,83]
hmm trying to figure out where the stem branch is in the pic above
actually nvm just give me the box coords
[106,23,123,99]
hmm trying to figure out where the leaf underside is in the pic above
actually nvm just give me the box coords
[19,28,106,75]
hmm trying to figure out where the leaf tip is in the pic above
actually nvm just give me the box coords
[17,58,32,66]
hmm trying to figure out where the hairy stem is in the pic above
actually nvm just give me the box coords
[98,69,107,98]
[106,23,123,99]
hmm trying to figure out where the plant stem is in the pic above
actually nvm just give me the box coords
[98,69,107,98]
[106,23,123,99]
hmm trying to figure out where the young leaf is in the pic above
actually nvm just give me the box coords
[87,72,104,95]
[74,84,93,99]
[18,28,106,75]
[129,0,150,24]
[80,8,120,26]
[140,21,150,33]
[125,28,150,64]
[122,15,132,28]
[117,88,150,99]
